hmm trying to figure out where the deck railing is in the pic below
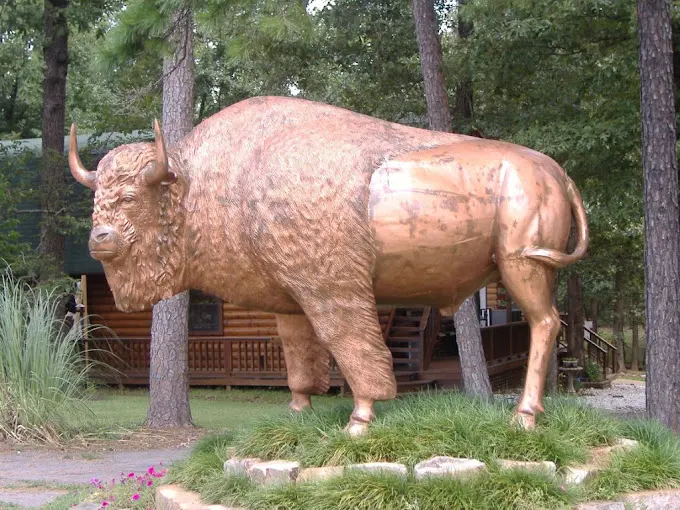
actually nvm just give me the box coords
[558,319,618,376]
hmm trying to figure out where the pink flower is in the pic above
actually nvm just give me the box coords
[148,466,155,475]
[132,493,140,501]
[101,502,108,508]
[128,472,135,478]
[147,480,153,486]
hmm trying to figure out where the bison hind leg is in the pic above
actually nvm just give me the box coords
[496,254,560,429]
[276,313,331,411]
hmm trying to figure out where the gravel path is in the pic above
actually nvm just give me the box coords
[0,447,191,508]
[580,378,646,420]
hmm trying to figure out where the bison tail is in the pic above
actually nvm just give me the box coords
[522,177,589,269]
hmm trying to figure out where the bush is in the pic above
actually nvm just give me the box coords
[584,359,602,382]
[0,270,102,443]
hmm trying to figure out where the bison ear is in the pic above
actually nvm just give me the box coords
[68,124,96,189]
[144,119,177,186]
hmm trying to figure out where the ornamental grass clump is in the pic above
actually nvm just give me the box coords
[233,391,620,468]
[0,271,102,443]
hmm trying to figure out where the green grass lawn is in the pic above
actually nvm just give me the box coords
[83,387,351,433]
[164,391,680,510]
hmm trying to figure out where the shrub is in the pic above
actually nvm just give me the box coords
[0,270,103,443]
[584,359,602,382]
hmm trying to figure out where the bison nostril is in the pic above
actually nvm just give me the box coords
[95,232,110,242]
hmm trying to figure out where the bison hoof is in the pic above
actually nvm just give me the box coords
[344,419,370,437]
[511,410,536,431]
[289,393,312,412]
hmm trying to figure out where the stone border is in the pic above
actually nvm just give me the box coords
[156,484,243,510]
[155,484,680,510]
[157,437,643,509]
[222,438,638,487]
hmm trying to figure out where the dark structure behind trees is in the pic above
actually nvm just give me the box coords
[636,0,680,434]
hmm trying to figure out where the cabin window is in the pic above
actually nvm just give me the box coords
[188,290,223,335]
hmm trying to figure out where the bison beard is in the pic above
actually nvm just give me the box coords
[96,149,188,312]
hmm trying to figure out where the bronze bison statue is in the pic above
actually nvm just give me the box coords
[70,96,588,435]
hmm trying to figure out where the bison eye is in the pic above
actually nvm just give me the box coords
[121,195,136,204]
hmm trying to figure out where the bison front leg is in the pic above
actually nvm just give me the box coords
[276,313,331,411]
[298,298,397,436]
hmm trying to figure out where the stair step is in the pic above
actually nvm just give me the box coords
[398,379,435,387]
[388,336,422,342]
[397,379,436,393]
[392,358,421,364]
[389,347,420,353]
[394,371,419,382]
[390,327,421,333]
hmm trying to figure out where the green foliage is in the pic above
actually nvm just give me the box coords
[168,397,680,509]
[586,420,680,499]
[233,392,620,468]
[173,442,577,510]
[584,359,602,382]
[243,470,576,510]
[0,270,100,443]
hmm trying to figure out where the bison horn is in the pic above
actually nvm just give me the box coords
[144,119,177,186]
[68,124,96,190]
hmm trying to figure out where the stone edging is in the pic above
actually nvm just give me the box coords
[223,438,639,486]
[154,437,651,510]
[154,484,680,510]
[155,484,244,510]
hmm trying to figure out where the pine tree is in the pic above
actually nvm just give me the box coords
[411,0,492,397]
[637,0,680,433]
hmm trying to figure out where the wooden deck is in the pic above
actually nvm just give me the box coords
[83,274,534,391]
[87,321,532,390]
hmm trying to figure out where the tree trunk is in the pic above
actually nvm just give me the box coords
[411,0,491,397]
[40,0,68,280]
[411,0,450,132]
[146,6,195,429]
[455,297,493,397]
[637,0,680,433]
[567,272,584,365]
[630,315,639,372]
[613,268,626,372]
[454,0,473,122]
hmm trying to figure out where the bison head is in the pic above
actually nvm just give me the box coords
[69,121,188,312]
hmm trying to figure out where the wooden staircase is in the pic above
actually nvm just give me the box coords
[557,318,618,376]
[380,307,436,393]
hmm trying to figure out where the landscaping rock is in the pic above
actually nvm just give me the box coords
[298,466,345,482]
[414,456,486,480]
[223,457,261,477]
[575,489,680,510]
[248,460,300,485]
[156,484,240,510]
[347,462,409,477]
[496,459,556,476]
[576,502,625,510]
[613,438,639,451]
[73,504,102,510]
[624,489,680,509]
[563,466,597,485]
